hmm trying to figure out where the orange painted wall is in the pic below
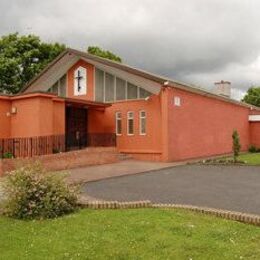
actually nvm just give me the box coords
[11,97,41,138]
[6,95,65,138]
[67,59,94,101]
[89,95,163,160]
[250,122,260,147]
[0,98,11,138]
[166,86,251,161]
[53,100,65,135]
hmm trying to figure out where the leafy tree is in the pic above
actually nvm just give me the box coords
[0,33,66,94]
[242,87,260,107]
[232,130,241,162]
[87,46,122,63]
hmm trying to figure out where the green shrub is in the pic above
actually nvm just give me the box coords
[52,148,61,154]
[3,152,13,159]
[1,163,78,219]
[232,130,241,162]
[248,145,260,153]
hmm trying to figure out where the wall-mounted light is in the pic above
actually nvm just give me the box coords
[11,107,17,114]
[6,107,17,117]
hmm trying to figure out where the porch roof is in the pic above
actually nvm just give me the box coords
[65,97,111,109]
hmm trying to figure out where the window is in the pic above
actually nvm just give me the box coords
[115,112,122,135]
[139,88,151,99]
[116,77,126,100]
[174,96,181,106]
[127,111,134,135]
[59,74,67,97]
[95,68,104,102]
[48,74,67,97]
[52,82,59,94]
[105,73,115,102]
[94,68,153,102]
[127,82,138,99]
[139,111,146,135]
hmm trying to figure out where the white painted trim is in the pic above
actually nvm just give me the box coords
[249,115,260,122]
[127,111,134,136]
[139,110,146,135]
[115,112,122,136]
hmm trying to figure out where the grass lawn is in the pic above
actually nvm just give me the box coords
[237,153,260,165]
[1,209,260,260]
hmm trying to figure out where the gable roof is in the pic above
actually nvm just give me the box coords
[21,48,260,111]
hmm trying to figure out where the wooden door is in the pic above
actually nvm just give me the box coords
[65,107,87,151]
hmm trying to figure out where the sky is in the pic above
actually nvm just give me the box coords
[1,0,260,100]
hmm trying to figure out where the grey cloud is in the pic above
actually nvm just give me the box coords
[1,0,260,99]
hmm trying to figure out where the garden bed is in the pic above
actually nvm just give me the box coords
[198,153,260,166]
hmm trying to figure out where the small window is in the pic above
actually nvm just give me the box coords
[95,68,104,102]
[174,96,181,106]
[115,112,122,135]
[52,82,59,94]
[127,83,138,99]
[105,73,115,102]
[139,88,151,99]
[139,111,146,135]
[127,111,134,135]
[116,77,126,100]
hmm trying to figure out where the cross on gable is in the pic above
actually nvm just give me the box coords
[75,70,83,92]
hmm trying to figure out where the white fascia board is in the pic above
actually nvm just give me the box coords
[25,54,80,92]
[249,115,260,122]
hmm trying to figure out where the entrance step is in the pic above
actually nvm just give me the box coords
[117,153,133,161]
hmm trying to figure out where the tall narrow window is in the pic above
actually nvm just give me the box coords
[127,83,138,99]
[105,73,115,102]
[115,112,122,135]
[127,111,134,135]
[139,111,146,135]
[95,68,104,102]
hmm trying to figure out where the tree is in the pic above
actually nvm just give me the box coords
[0,33,66,94]
[242,87,260,107]
[87,46,122,63]
[232,130,241,162]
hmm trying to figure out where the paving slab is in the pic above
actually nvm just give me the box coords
[67,160,182,184]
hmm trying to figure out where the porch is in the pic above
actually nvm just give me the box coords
[0,96,116,159]
[64,98,114,151]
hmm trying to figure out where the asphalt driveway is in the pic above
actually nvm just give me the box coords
[82,165,260,215]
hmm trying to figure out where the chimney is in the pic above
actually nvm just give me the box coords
[214,80,231,98]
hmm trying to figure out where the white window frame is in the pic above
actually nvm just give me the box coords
[139,110,146,135]
[174,96,181,106]
[127,111,134,136]
[115,112,122,136]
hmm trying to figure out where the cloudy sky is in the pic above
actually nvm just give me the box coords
[1,0,260,99]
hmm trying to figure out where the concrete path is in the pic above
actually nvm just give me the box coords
[83,165,260,215]
[67,160,181,184]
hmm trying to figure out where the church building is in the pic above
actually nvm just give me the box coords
[0,48,259,161]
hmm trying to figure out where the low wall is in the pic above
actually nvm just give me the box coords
[0,147,119,176]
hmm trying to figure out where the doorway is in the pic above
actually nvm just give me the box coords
[65,106,88,151]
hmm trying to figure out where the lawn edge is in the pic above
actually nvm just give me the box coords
[78,197,260,227]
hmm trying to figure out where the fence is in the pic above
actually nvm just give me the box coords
[0,133,116,158]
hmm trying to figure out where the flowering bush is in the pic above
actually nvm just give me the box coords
[1,163,78,219]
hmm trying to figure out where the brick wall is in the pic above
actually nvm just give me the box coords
[0,147,119,176]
